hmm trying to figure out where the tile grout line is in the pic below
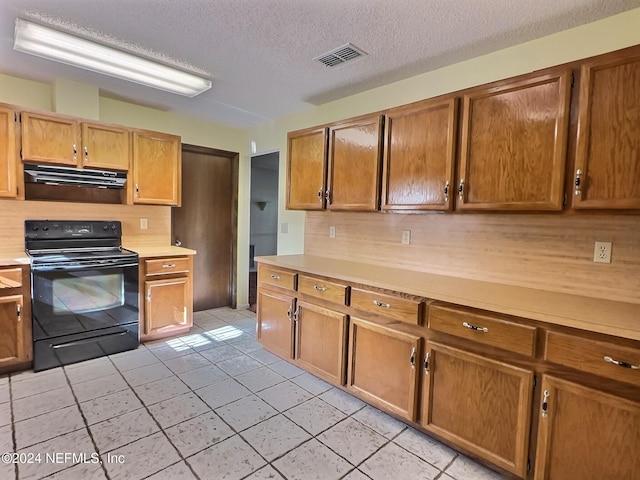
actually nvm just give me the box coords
[8,376,17,480]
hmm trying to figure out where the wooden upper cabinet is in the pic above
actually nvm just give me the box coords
[21,112,79,166]
[458,71,571,210]
[327,115,384,211]
[573,52,640,209]
[534,375,640,480]
[132,130,181,206]
[382,98,458,211]
[0,106,18,198]
[81,122,129,171]
[287,127,328,210]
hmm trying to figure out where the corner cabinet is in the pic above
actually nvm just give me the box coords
[573,51,640,209]
[327,115,384,211]
[0,266,32,372]
[381,98,458,211]
[140,256,193,341]
[457,71,571,210]
[131,130,181,206]
[0,106,18,198]
[286,127,328,210]
[534,376,640,480]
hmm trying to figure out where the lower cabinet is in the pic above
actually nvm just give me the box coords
[294,300,348,385]
[0,266,32,372]
[256,289,295,359]
[141,256,193,341]
[534,375,640,480]
[347,317,421,421]
[421,342,534,477]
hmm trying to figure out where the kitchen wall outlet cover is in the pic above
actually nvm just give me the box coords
[329,225,336,238]
[402,230,411,245]
[140,218,148,230]
[593,241,612,263]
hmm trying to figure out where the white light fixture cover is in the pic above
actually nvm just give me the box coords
[13,18,212,97]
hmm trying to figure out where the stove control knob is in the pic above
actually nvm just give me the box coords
[32,226,39,231]
[42,226,49,231]
[111,224,117,230]
[103,225,109,230]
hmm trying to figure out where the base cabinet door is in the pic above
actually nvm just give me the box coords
[347,317,421,421]
[534,375,640,480]
[294,301,348,385]
[144,278,191,336]
[257,290,295,359]
[0,295,25,367]
[421,342,533,478]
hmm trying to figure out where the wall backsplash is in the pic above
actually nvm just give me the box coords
[0,199,171,255]
[304,211,640,304]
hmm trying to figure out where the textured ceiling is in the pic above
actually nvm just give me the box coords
[0,1,638,128]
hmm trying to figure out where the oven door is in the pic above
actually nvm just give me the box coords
[31,258,139,370]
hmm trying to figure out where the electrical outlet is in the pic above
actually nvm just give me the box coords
[402,230,411,245]
[593,241,612,263]
[140,218,148,230]
[329,225,336,238]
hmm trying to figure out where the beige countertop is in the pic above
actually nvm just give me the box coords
[256,254,640,342]
[0,253,30,266]
[125,245,197,258]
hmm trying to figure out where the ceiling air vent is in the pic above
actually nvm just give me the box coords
[314,43,367,68]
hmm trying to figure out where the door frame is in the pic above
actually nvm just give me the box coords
[178,143,239,308]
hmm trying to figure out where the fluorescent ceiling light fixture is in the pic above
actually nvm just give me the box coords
[13,18,211,97]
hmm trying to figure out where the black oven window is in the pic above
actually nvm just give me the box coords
[52,272,124,315]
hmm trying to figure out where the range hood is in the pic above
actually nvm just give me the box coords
[24,164,127,189]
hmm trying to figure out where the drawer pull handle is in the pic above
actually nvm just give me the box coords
[604,356,640,370]
[424,352,430,373]
[541,389,550,418]
[409,347,416,368]
[162,264,176,268]
[270,274,280,280]
[462,321,488,333]
[373,300,391,308]
[17,303,21,322]
[313,285,327,292]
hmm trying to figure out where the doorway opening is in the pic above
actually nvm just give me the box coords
[249,152,279,311]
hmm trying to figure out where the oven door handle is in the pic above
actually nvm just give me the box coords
[32,262,139,272]
[51,331,129,349]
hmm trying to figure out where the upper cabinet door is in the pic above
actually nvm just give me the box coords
[458,71,571,211]
[327,115,383,211]
[382,98,458,211]
[0,106,17,198]
[132,130,181,206]
[573,52,640,209]
[286,127,328,210]
[81,123,130,171]
[21,112,79,166]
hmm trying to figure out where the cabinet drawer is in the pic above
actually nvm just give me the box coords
[297,275,348,305]
[0,268,22,289]
[350,288,423,325]
[145,257,190,276]
[258,266,297,291]
[545,331,640,388]
[429,304,536,357]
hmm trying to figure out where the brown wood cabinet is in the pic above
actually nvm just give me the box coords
[294,300,348,385]
[382,98,458,211]
[81,122,130,171]
[458,71,571,210]
[286,127,328,210]
[421,342,534,477]
[347,317,421,421]
[327,114,384,211]
[573,51,640,209]
[141,256,193,341]
[132,130,182,206]
[534,375,640,480]
[0,267,31,372]
[256,289,295,359]
[0,106,18,198]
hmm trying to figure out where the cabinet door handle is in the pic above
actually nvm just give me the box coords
[16,303,21,322]
[373,300,391,308]
[574,169,582,196]
[604,356,640,370]
[317,189,323,199]
[444,181,450,202]
[313,285,327,292]
[135,183,140,197]
[458,179,465,200]
[462,321,489,333]
[424,352,430,373]
[325,189,331,203]
[287,306,292,319]
[84,146,89,161]
[409,347,416,368]
[293,307,300,322]
[147,289,152,302]
[541,389,550,418]
[270,274,280,280]
[162,264,176,268]
[73,144,77,161]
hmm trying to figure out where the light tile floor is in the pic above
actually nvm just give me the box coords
[0,308,508,480]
